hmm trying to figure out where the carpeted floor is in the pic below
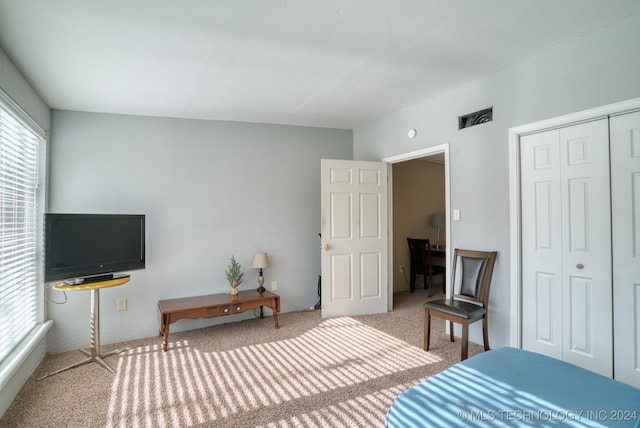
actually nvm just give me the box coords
[1,289,483,427]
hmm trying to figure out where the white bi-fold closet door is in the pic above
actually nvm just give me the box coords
[520,111,640,388]
[611,111,640,388]
[520,119,613,377]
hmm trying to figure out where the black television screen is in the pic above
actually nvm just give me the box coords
[45,213,145,282]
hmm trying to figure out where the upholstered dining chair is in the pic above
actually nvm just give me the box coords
[407,238,445,295]
[423,248,497,360]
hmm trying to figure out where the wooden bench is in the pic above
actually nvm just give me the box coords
[158,290,280,351]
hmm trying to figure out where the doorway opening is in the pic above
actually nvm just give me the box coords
[383,144,450,309]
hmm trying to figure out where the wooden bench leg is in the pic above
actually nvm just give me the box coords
[161,314,169,352]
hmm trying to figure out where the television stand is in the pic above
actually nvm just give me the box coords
[38,275,131,380]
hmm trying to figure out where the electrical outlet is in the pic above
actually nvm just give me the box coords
[117,297,127,311]
[271,280,277,291]
[399,265,405,273]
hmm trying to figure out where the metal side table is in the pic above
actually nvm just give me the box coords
[38,274,131,380]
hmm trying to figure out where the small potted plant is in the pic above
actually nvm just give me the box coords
[225,255,244,295]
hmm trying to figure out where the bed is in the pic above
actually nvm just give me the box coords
[385,347,640,427]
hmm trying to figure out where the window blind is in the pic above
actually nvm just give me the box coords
[0,100,41,364]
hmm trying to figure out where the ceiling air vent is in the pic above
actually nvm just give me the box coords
[458,107,493,130]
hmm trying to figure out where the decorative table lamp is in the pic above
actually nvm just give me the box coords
[429,213,445,249]
[252,252,271,293]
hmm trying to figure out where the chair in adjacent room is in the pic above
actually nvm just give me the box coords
[406,238,445,295]
[423,248,497,360]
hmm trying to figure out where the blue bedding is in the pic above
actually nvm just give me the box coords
[385,347,640,427]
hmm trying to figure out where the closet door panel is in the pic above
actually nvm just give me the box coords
[521,130,563,358]
[559,119,612,377]
[611,110,640,388]
[568,276,592,354]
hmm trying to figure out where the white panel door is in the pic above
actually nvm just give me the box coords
[559,120,611,376]
[611,111,640,388]
[320,159,388,317]
[521,129,563,359]
[521,119,612,377]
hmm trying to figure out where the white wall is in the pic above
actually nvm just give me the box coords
[354,13,640,348]
[0,49,50,130]
[47,111,352,353]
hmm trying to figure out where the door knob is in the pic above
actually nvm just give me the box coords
[321,243,331,251]
[576,263,584,269]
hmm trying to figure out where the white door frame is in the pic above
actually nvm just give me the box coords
[383,144,451,308]
[508,97,640,347]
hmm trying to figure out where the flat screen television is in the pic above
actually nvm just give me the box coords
[45,213,145,282]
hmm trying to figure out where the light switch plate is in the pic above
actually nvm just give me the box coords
[453,209,461,221]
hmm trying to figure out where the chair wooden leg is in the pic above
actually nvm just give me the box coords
[424,310,431,351]
[482,316,490,351]
[461,322,469,361]
[449,320,454,342]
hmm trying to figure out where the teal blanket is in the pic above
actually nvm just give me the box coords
[385,347,640,427]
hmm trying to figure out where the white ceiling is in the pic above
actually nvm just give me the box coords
[1,1,639,130]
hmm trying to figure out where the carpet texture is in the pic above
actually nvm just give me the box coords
[1,289,483,427]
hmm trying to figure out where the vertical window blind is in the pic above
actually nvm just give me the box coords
[0,99,42,364]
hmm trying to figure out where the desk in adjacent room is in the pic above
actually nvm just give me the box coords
[429,246,446,258]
